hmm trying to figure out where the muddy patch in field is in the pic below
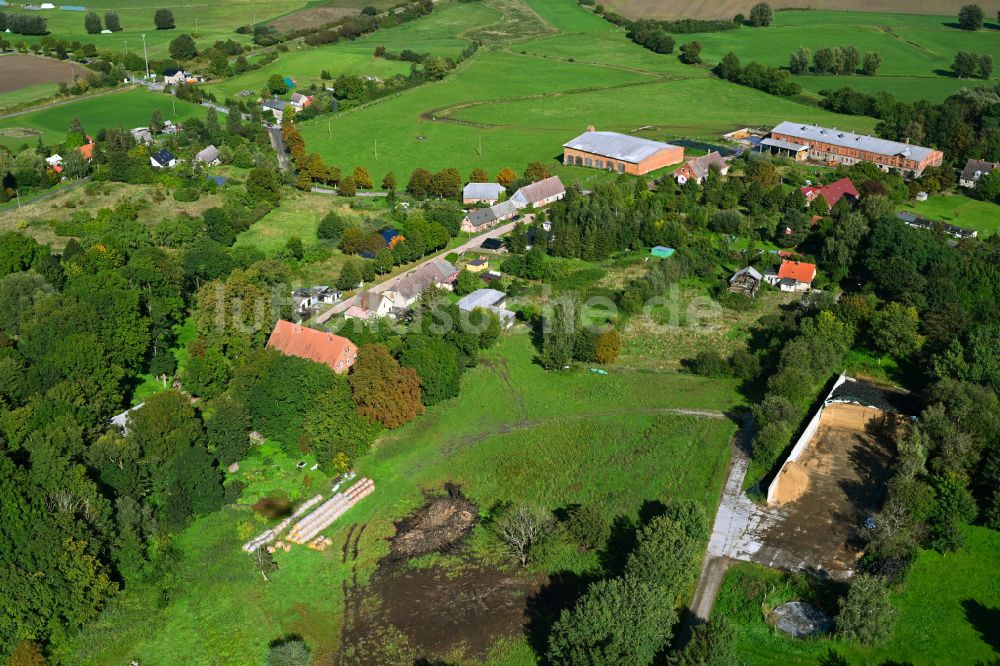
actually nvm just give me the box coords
[337,484,544,664]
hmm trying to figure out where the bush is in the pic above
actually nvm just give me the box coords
[564,504,610,550]
[835,574,897,644]
[173,187,200,202]
[688,350,729,377]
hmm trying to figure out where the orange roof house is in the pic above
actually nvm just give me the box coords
[763,260,817,292]
[266,319,358,374]
[800,177,859,210]
[79,143,95,160]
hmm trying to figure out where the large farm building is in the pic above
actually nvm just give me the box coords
[562,130,684,175]
[763,122,943,177]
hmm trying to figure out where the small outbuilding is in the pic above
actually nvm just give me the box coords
[729,266,763,298]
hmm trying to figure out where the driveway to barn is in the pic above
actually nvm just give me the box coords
[314,218,525,324]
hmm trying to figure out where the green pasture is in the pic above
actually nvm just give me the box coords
[671,10,999,102]
[713,525,1000,666]
[64,332,743,664]
[523,0,613,33]
[300,40,874,177]
[0,2,299,58]
[0,82,62,112]
[0,89,205,151]
[899,193,1000,235]
[203,46,413,100]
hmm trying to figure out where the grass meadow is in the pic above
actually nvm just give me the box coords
[0,1,299,58]
[713,525,1000,665]
[899,192,1000,235]
[0,88,205,151]
[601,0,980,20]
[63,333,743,664]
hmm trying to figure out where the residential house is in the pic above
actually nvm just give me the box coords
[510,176,565,209]
[461,199,518,233]
[195,144,221,165]
[728,266,763,298]
[959,158,998,188]
[344,291,394,320]
[130,127,153,145]
[674,151,728,184]
[78,142,95,160]
[263,98,288,122]
[45,154,62,168]
[562,129,684,175]
[292,286,341,320]
[163,68,186,85]
[110,402,145,435]
[456,288,515,326]
[465,258,489,273]
[266,319,357,374]
[764,260,816,292]
[462,182,506,204]
[290,92,312,110]
[766,122,943,177]
[800,177,859,209]
[382,258,459,308]
[150,149,177,169]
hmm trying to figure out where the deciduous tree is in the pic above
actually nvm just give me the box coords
[349,344,424,427]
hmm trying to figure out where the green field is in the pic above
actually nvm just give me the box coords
[63,333,744,664]
[899,192,1000,235]
[713,526,1000,665]
[667,10,1000,103]
[0,89,206,151]
[298,1,877,179]
[0,1,301,58]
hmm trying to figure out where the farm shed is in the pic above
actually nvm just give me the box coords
[462,182,505,204]
[563,129,683,175]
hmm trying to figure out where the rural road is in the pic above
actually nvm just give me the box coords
[268,127,292,171]
[314,218,523,324]
[675,413,755,647]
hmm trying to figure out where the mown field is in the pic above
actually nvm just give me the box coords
[713,525,1000,665]
[602,0,989,19]
[0,88,204,151]
[0,0,301,58]
[62,333,744,664]
[296,0,879,179]
[672,10,1000,103]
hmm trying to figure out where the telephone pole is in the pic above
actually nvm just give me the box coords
[141,33,150,81]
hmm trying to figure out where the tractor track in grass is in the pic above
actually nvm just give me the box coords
[441,406,731,457]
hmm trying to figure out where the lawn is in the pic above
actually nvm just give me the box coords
[0,88,205,151]
[898,192,1000,235]
[712,525,1000,665]
[63,332,744,664]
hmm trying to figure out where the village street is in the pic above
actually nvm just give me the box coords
[313,217,526,324]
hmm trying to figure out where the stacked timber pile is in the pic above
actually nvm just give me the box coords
[242,494,323,553]
[287,478,374,545]
[307,536,334,551]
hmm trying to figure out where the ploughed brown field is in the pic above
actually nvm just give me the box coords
[603,0,980,19]
[0,54,88,94]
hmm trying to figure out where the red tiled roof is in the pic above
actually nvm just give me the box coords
[777,260,816,284]
[79,143,94,160]
[266,319,357,374]
[800,178,858,209]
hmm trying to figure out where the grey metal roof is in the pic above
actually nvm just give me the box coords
[457,289,506,311]
[759,137,808,152]
[263,99,288,110]
[730,266,763,283]
[463,182,505,200]
[770,122,937,162]
[563,131,677,164]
